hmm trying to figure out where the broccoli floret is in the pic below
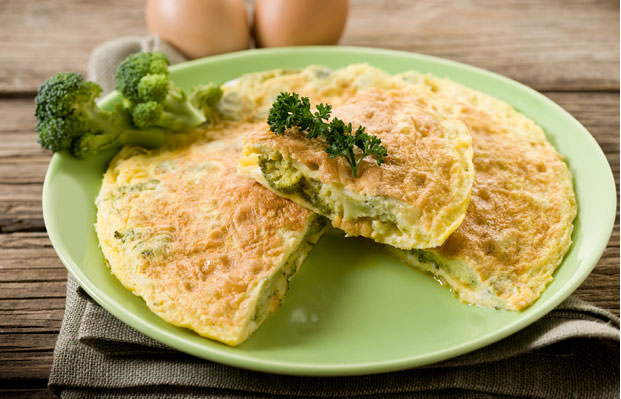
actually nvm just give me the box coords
[190,83,223,124]
[35,52,224,159]
[34,72,167,159]
[114,52,168,103]
[115,52,206,131]
[138,74,168,102]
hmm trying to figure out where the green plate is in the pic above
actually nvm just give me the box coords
[42,46,616,376]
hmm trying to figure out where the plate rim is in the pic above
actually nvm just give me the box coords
[42,45,617,376]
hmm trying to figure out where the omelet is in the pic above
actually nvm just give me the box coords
[385,71,577,310]
[239,87,474,250]
[95,123,326,346]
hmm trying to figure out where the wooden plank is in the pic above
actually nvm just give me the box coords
[0,390,56,399]
[0,281,67,300]
[0,0,618,94]
[0,351,55,380]
[0,233,64,382]
[0,390,55,399]
[0,184,46,233]
[0,267,66,283]
[342,0,620,91]
[0,255,64,355]
[0,98,52,192]
[0,309,64,333]
[0,333,59,351]
[0,0,147,94]
[0,98,50,232]
[0,298,66,312]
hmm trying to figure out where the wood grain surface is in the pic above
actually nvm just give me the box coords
[0,0,618,397]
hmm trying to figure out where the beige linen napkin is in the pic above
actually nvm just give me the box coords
[48,35,620,399]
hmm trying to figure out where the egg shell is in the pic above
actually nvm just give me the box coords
[253,0,349,47]
[146,0,250,59]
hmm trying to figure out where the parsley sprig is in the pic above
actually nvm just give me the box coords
[267,92,387,178]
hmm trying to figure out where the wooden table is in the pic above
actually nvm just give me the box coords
[0,0,618,397]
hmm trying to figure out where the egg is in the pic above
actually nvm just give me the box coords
[146,0,250,59]
[253,0,349,47]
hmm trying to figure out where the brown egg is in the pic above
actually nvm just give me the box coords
[253,0,349,47]
[146,0,250,59]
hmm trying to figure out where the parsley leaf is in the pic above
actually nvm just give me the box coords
[267,92,387,178]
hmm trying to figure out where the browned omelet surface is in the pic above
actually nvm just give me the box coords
[241,87,474,249]
[390,72,577,310]
[95,122,324,346]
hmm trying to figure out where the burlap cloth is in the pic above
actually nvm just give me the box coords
[48,36,620,398]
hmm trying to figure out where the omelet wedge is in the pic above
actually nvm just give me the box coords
[386,72,577,310]
[239,87,474,250]
[95,123,327,346]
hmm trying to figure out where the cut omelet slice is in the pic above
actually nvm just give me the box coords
[240,87,474,250]
[95,123,327,346]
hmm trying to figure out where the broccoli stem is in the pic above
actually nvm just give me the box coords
[161,93,206,130]
[72,127,167,159]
